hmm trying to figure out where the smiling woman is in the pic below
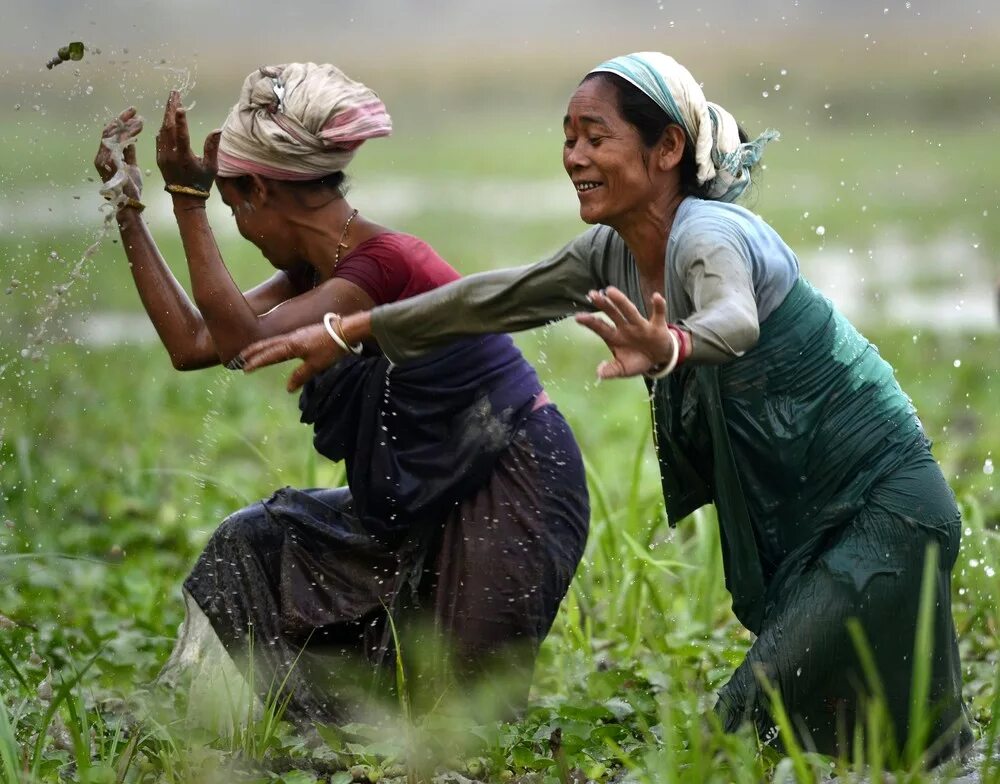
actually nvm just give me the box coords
[93,62,589,723]
[239,51,973,761]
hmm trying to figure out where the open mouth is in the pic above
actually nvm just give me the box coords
[575,181,602,193]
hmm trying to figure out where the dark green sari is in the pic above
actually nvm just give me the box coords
[653,278,972,757]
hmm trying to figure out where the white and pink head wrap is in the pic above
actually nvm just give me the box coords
[217,62,392,180]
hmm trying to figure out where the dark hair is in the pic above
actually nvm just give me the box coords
[582,72,752,200]
[228,170,349,202]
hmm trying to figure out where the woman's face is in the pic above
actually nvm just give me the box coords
[216,177,291,269]
[563,77,660,227]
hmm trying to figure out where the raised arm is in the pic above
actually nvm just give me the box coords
[154,92,380,366]
[95,108,309,370]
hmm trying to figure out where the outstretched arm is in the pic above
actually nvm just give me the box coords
[239,228,612,390]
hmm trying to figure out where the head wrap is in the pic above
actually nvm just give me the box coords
[217,62,392,180]
[588,52,778,202]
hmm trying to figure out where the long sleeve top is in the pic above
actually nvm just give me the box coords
[371,197,799,365]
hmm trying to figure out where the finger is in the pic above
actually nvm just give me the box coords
[287,362,317,393]
[574,312,618,343]
[649,292,667,325]
[603,286,646,325]
[161,90,178,133]
[175,105,191,152]
[204,130,221,173]
[120,106,136,122]
[587,289,629,329]
[596,359,626,380]
[240,338,296,371]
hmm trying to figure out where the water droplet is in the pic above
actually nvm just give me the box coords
[984,459,994,476]
[815,226,826,236]
[953,359,961,368]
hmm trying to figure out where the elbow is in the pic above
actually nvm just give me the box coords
[167,346,218,371]
[733,318,760,355]
[169,352,204,371]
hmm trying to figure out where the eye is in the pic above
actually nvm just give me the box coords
[563,137,576,150]
[587,136,605,147]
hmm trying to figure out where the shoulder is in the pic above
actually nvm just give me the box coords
[672,198,760,244]
[351,231,433,259]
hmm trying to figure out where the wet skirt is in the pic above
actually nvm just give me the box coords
[182,404,589,723]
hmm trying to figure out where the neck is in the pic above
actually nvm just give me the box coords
[613,190,686,276]
[285,199,360,281]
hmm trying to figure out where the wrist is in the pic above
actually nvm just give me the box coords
[172,193,208,213]
[645,324,690,379]
[340,311,372,346]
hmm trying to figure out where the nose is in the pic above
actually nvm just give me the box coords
[563,139,588,172]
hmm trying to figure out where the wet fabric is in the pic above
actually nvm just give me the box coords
[358,196,970,754]
[333,232,462,306]
[183,337,588,723]
[370,198,796,365]
[652,278,971,753]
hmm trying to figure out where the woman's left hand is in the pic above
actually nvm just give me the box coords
[575,287,677,379]
[155,90,219,192]
[239,323,346,392]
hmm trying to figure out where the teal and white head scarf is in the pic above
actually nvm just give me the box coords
[589,52,778,202]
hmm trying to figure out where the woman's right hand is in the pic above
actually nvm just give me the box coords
[155,90,219,192]
[94,107,144,200]
[240,323,347,392]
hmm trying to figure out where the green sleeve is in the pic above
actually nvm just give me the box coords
[670,218,761,364]
[372,227,610,364]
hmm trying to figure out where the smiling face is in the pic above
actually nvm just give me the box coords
[563,77,666,227]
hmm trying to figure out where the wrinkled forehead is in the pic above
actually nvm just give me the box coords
[563,77,623,129]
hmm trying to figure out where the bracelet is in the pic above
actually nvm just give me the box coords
[165,184,211,199]
[644,325,681,379]
[104,194,146,212]
[322,312,363,355]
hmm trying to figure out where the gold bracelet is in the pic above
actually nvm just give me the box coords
[104,194,146,212]
[165,184,211,199]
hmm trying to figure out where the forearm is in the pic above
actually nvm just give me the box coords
[172,195,261,361]
[116,206,219,369]
[370,263,594,364]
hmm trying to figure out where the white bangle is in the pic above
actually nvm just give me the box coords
[322,312,363,355]
[644,325,680,379]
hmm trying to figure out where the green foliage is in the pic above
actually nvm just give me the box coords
[1,62,998,782]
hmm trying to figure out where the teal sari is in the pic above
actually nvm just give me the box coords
[652,278,971,757]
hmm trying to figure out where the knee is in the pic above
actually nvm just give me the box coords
[212,503,283,555]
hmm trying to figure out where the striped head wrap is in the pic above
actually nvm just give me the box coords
[217,62,392,181]
[589,52,778,202]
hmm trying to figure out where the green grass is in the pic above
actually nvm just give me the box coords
[1,61,999,783]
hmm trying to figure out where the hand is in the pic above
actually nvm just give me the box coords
[94,107,144,200]
[239,323,346,392]
[155,90,219,192]
[574,286,677,379]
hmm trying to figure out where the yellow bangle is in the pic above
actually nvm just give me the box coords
[165,184,211,199]
[104,195,145,212]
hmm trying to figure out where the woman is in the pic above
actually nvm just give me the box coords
[93,63,589,722]
[240,53,972,758]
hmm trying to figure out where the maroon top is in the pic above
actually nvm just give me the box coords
[333,232,461,306]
